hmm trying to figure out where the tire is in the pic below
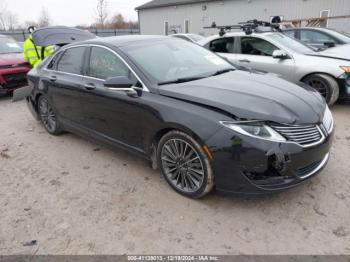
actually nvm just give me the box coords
[157,130,214,199]
[303,74,339,106]
[37,96,63,135]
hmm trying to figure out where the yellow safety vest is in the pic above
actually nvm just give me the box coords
[23,35,55,68]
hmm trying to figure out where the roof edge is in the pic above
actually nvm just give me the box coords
[135,0,221,11]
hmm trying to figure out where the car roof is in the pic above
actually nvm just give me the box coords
[77,35,170,47]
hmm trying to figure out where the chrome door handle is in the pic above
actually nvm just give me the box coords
[84,83,96,90]
[239,59,251,63]
[49,75,57,82]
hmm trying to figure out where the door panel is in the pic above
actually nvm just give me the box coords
[42,46,87,125]
[237,36,295,81]
[80,80,152,150]
[43,71,85,125]
[80,46,151,151]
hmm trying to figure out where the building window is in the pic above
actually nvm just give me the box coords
[164,21,169,35]
[184,20,190,33]
[320,10,330,27]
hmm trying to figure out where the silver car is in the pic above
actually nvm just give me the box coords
[171,33,205,43]
[199,31,350,105]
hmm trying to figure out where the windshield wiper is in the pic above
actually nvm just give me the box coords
[158,76,207,85]
[210,68,235,77]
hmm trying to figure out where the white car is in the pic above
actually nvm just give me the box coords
[199,31,350,105]
[171,34,205,43]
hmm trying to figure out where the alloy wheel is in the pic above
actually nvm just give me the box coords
[306,79,328,98]
[39,98,57,133]
[161,138,205,193]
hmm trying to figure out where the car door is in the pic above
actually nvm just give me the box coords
[206,37,237,64]
[42,46,87,126]
[80,46,151,151]
[236,36,295,81]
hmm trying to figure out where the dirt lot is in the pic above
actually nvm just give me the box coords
[0,95,349,255]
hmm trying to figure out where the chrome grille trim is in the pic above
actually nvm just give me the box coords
[296,153,330,179]
[271,124,325,147]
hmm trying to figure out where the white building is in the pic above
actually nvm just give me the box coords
[136,0,350,36]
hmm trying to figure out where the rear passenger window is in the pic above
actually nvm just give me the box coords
[57,47,85,75]
[209,37,234,53]
[88,47,130,80]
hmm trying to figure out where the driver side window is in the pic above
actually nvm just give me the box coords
[88,47,131,80]
[241,37,279,56]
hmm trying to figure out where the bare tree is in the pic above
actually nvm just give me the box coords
[38,7,51,27]
[95,0,108,28]
[5,12,18,30]
[0,0,8,30]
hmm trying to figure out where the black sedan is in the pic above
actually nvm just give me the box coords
[25,35,334,198]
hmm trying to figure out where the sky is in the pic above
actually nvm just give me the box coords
[3,0,150,27]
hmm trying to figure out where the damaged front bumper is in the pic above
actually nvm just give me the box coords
[206,126,333,194]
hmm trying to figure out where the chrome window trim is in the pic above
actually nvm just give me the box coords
[43,44,150,92]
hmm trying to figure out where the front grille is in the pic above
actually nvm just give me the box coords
[3,73,28,89]
[271,124,323,147]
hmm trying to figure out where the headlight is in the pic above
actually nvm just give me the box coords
[322,106,334,134]
[340,66,350,73]
[220,121,286,142]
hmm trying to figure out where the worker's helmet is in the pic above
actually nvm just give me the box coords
[28,26,37,34]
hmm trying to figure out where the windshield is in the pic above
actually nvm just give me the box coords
[189,34,205,42]
[0,37,22,54]
[269,33,316,54]
[325,28,350,44]
[121,39,234,84]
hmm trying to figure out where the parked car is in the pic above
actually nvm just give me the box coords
[24,35,333,198]
[171,33,205,43]
[0,35,31,96]
[199,31,350,105]
[283,27,350,49]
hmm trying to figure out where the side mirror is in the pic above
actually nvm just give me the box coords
[272,50,289,59]
[324,41,335,48]
[104,76,134,89]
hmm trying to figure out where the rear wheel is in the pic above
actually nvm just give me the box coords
[157,130,214,199]
[38,96,63,135]
[303,74,339,106]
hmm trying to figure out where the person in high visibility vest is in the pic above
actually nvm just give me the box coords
[23,26,55,68]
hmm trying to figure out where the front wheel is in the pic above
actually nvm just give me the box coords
[157,130,214,199]
[38,96,63,135]
[303,74,339,106]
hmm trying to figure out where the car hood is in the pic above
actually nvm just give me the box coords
[158,71,326,125]
[0,53,26,66]
[309,44,350,61]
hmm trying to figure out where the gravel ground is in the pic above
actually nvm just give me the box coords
[0,95,349,255]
